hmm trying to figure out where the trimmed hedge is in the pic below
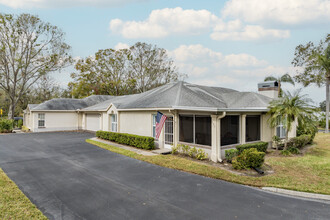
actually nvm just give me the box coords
[225,149,239,163]
[235,141,268,154]
[96,131,155,150]
[232,148,265,170]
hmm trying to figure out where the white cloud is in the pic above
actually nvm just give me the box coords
[169,44,268,69]
[114,42,130,50]
[222,0,330,26]
[222,53,268,67]
[0,0,150,8]
[110,7,219,38]
[110,7,290,41]
[169,44,278,91]
[169,44,222,62]
[211,24,290,41]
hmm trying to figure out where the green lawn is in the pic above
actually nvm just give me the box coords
[0,168,47,220]
[87,132,330,195]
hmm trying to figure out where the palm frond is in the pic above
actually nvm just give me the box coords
[264,76,277,82]
[280,73,295,85]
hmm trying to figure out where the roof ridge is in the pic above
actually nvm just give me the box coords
[193,86,228,107]
[252,92,271,105]
[174,81,183,106]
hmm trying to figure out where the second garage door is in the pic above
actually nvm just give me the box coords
[86,114,100,131]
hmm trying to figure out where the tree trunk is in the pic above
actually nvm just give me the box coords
[8,102,15,120]
[284,129,289,150]
[326,78,330,133]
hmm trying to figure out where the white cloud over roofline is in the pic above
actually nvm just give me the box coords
[168,44,294,92]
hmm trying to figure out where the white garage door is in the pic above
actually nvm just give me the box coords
[86,114,100,131]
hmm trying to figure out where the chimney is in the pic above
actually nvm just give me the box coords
[258,81,279,99]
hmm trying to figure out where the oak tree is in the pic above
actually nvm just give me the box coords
[292,34,330,132]
[0,13,71,118]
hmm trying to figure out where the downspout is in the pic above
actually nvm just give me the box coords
[216,112,226,162]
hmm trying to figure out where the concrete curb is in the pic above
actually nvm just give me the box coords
[262,187,330,201]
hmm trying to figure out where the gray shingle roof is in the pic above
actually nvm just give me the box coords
[28,104,39,110]
[31,95,113,111]
[28,82,271,112]
[81,81,272,112]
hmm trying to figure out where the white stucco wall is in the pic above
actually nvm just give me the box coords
[119,111,155,137]
[31,112,79,132]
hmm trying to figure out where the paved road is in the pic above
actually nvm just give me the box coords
[0,132,329,220]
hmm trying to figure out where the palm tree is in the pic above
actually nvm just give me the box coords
[268,90,317,150]
[264,73,295,97]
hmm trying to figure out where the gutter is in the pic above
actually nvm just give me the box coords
[30,110,77,112]
[117,106,268,113]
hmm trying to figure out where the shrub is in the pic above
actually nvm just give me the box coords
[21,125,30,132]
[188,146,198,158]
[232,156,246,170]
[225,149,239,163]
[281,150,291,156]
[288,147,300,154]
[236,142,268,154]
[232,148,265,170]
[174,144,208,161]
[0,119,13,133]
[171,144,179,154]
[96,131,155,150]
[181,144,190,155]
[296,123,317,143]
[287,135,311,149]
[196,149,208,160]
[17,119,23,129]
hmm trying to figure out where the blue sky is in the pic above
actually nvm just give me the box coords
[1,0,329,104]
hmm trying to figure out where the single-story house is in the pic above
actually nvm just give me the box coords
[24,81,297,162]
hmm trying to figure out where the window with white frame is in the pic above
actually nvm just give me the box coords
[152,114,156,138]
[38,113,45,128]
[111,114,117,132]
[276,117,286,139]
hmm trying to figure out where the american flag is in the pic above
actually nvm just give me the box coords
[155,111,167,139]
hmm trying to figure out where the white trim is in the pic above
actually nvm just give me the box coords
[32,107,268,113]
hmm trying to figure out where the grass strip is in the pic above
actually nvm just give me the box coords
[86,133,330,195]
[0,168,47,220]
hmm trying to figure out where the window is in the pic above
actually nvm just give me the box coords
[276,117,286,139]
[179,115,211,146]
[111,114,117,132]
[179,115,193,143]
[152,114,156,138]
[221,115,239,146]
[38,113,45,128]
[195,116,211,146]
[246,115,260,142]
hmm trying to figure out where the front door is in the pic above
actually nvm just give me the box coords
[164,117,174,149]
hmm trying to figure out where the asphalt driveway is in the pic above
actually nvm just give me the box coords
[0,132,329,220]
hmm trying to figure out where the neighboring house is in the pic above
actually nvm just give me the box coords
[24,81,297,162]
